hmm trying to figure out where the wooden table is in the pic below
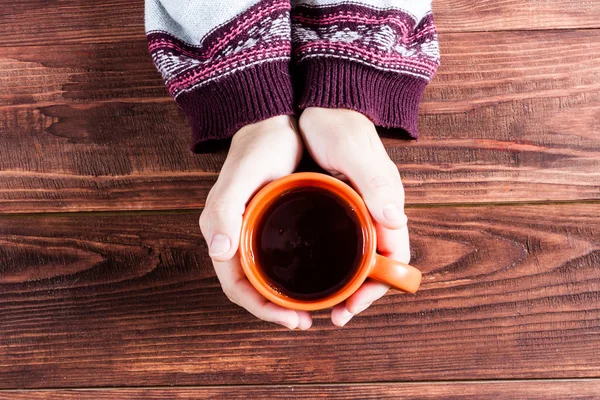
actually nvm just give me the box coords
[1,0,599,398]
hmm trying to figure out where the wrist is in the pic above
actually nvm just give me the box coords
[300,107,375,139]
[233,115,297,144]
[304,107,370,120]
[229,115,303,168]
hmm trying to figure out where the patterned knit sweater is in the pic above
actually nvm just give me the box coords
[146,0,440,152]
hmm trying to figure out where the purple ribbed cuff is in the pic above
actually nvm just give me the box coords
[295,58,428,139]
[177,60,295,153]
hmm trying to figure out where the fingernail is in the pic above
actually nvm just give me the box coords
[209,234,231,256]
[339,309,354,327]
[279,321,296,330]
[354,302,372,315]
[298,318,312,331]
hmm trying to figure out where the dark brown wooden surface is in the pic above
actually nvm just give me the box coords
[1,0,599,48]
[435,0,600,32]
[1,204,599,388]
[2,0,600,397]
[2,30,599,212]
[2,380,600,399]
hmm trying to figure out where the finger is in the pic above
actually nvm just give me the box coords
[200,198,244,262]
[213,257,313,330]
[331,280,390,327]
[345,280,390,314]
[331,225,410,326]
[331,304,354,327]
[297,310,313,330]
[331,223,409,328]
[376,223,411,263]
[337,149,407,230]
[199,161,270,262]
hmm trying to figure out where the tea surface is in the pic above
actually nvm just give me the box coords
[255,187,363,300]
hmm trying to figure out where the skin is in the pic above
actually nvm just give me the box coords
[199,108,410,330]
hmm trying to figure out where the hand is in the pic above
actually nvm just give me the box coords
[299,107,410,327]
[199,116,312,330]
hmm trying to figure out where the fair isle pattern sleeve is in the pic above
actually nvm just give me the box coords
[145,0,295,152]
[291,0,440,139]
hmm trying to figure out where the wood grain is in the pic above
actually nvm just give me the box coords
[0,0,145,46]
[2,30,599,212]
[0,101,220,212]
[1,0,599,48]
[2,380,600,399]
[3,0,599,394]
[1,203,599,388]
[434,0,600,32]
[402,29,600,205]
[0,41,167,107]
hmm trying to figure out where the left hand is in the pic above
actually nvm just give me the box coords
[298,107,410,327]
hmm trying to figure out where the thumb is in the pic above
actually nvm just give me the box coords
[200,199,245,262]
[200,173,262,262]
[339,155,407,230]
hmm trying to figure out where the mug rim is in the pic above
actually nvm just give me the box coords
[239,172,376,311]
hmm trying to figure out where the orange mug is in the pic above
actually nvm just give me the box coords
[239,172,421,311]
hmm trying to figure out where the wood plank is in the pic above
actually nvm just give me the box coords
[2,30,599,212]
[2,380,600,399]
[434,0,600,32]
[1,203,599,388]
[1,0,599,48]
[0,0,145,47]
[402,29,600,205]
[0,41,167,107]
[0,101,219,212]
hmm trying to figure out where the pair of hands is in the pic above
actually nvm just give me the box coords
[199,108,409,329]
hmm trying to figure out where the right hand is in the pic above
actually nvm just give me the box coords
[199,116,313,330]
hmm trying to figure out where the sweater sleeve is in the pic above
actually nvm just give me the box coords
[145,0,295,152]
[291,0,440,139]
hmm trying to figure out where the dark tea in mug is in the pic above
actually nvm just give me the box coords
[255,187,364,300]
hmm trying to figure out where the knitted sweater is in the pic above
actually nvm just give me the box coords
[146,0,440,152]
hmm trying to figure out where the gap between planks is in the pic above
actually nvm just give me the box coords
[1,378,600,392]
[1,27,599,50]
[1,199,600,219]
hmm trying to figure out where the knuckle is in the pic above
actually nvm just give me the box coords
[203,202,230,224]
[227,295,239,306]
[222,287,238,305]
[368,175,392,190]
[199,210,209,235]
[209,207,227,222]
[209,199,229,214]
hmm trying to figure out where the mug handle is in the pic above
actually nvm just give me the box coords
[369,255,422,294]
